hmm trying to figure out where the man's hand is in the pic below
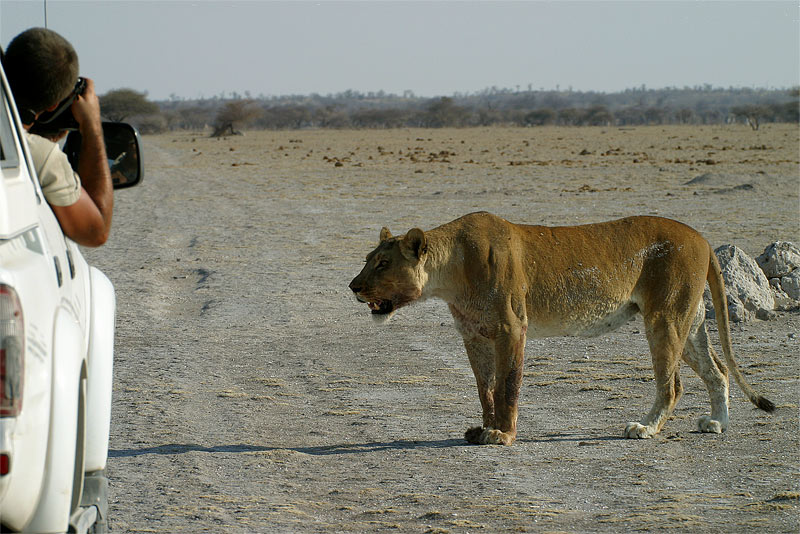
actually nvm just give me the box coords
[71,78,103,132]
[52,77,113,247]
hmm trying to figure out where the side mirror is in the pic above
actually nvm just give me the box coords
[63,122,144,189]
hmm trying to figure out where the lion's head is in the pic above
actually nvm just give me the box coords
[349,227,428,323]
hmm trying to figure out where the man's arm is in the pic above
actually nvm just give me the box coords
[50,78,113,247]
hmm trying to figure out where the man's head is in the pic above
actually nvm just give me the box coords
[3,27,79,121]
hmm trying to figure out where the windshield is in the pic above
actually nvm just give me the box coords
[0,84,20,171]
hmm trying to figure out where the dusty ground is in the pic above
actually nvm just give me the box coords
[84,124,799,533]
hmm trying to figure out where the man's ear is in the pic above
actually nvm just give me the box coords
[379,227,392,242]
[401,228,427,260]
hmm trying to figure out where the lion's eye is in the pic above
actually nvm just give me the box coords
[376,259,389,269]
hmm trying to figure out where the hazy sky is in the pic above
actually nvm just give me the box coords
[2,1,798,101]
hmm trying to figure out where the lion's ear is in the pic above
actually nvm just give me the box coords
[379,227,392,242]
[401,228,427,260]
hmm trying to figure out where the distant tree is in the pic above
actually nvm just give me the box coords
[257,105,312,130]
[774,89,799,123]
[557,108,581,126]
[698,109,723,125]
[151,84,800,131]
[540,93,569,110]
[477,108,505,126]
[676,108,695,124]
[350,108,409,129]
[777,101,799,123]
[523,108,556,126]
[100,89,159,122]
[732,105,768,130]
[644,107,667,125]
[423,97,470,127]
[615,107,646,125]
[176,106,214,130]
[211,100,261,136]
[584,106,613,126]
[134,114,168,135]
[314,106,350,128]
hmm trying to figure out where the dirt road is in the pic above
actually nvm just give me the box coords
[84,125,799,533]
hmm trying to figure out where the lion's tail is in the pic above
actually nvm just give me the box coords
[707,247,775,413]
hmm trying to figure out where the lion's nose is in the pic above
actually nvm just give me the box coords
[349,280,362,293]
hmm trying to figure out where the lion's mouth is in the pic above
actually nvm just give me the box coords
[366,299,394,315]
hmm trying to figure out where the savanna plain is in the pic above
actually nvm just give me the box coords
[84,124,799,533]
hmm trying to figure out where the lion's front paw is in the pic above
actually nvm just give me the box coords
[464,426,514,445]
[624,422,656,439]
[698,415,725,434]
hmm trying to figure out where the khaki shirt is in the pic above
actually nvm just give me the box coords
[25,132,82,207]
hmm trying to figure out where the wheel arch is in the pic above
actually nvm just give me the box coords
[24,307,85,533]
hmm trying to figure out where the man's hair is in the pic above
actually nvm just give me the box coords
[3,27,79,116]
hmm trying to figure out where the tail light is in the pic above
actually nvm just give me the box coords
[0,284,24,417]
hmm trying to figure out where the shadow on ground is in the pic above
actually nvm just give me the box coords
[110,432,626,458]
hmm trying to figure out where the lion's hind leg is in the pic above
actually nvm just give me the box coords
[682,305,730,433]
[625,317,686,439]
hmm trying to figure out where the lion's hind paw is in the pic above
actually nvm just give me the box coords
[624,422,656,439]
[697,415,725,434]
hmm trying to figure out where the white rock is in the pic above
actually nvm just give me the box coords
[706,244,774,322]
[756,241,799,278]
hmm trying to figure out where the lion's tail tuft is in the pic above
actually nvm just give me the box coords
[756,396,776,413]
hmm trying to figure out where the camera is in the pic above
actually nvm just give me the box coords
[30,77,87,136]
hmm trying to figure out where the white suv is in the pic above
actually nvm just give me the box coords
[0,62,141,533]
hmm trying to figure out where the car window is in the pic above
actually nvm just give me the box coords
[0,84,20,171]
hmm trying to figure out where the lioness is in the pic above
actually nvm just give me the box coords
[349,212,775,445]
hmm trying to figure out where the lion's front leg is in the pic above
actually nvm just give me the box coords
[464,325,526,446]
[462,337,496,441]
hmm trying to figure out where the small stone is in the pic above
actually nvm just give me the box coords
[780,271,800,300]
